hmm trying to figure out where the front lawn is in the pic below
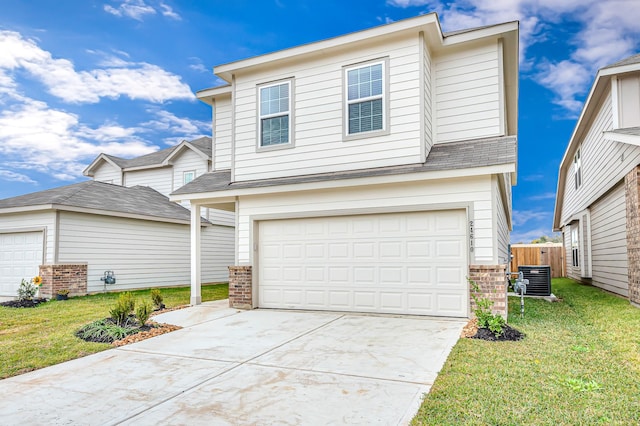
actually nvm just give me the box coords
[412,278,640,425]
[0,284,228,379]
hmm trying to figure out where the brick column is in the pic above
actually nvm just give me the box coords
[625,166,640,305]
[468,264,508,318]
[228,266,253,309]
[39,264,88,298]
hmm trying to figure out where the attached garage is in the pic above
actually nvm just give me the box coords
[258,210,468,317]
[0,231,44,296]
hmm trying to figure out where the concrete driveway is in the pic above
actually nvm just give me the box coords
[0,301,465,425]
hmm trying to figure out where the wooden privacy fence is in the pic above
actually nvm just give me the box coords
[510,243,565,278]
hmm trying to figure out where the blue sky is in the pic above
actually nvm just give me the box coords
[1,0,639,242]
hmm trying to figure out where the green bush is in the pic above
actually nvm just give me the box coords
[75,319,138,343]
[17,278,39,301]
[150,288,163,308]
[469,278,505,336]
[109,292,135,326]
[136,300,152,326]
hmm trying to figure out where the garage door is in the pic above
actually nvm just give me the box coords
[258,210,468,317]
[0,232,44,296]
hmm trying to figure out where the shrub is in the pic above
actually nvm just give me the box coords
[17,276,42,301]
[109,292,135,326]
[469,278,506,337]
[150,288,164,309]
[136,300,152,326]
[57,289,70,296]
[76,319,138,343]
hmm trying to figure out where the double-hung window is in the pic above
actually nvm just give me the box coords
[345,60,386,136]
[571,226,580,267]
[574,148,582,190]
[259,81,291,147]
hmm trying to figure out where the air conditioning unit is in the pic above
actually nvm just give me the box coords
[518,265,551,296]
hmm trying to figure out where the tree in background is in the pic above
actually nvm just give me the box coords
[531,233,562,244]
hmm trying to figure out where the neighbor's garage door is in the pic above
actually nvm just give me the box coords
[0,231,44,296]
[258,210,468,317]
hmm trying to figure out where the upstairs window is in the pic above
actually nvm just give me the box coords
[574,148,582,190]
[345,61,386,136]
[259,81,291,147]
[183,171,195,185]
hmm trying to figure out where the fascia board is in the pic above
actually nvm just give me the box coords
[172,164,515,203]
[164,141,210,165]
[83,154,121,177]
[603,131,640,146]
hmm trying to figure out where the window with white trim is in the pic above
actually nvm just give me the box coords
[183,171,195,185]
[571,226,580,267]
[345,61,385,135]
[574,148,582,190]
[259,81,290,147]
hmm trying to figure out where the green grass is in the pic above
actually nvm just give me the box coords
[0,284,228,379]
[412,278,640,425]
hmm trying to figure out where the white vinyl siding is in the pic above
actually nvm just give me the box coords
[258,210,468,317]
[434,41,502,143]
[561,91,640,224]
[590,182,628,296]
[124,168,172,197]
[93,162,122,185]
[617,74,640,128]
[213,95,232,171]
[237,175,496,266]
[232,34,422,181]
[56,212,234,292]
[422,36,433,154]
[494,176,510,265]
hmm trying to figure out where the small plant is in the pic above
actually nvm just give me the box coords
[109,292,135,326]
[57,289,70,296]
[17,276,43,301]
[136,300,152,326]
[469,278,506,337]
[557,376,602,392]
[75,319,138,343]
[150,288,164,309]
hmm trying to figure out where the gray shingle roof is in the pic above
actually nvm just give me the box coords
[0,181,204,223]
[104,136,212,169]
[173,135,516,196]
[602,53,640,70]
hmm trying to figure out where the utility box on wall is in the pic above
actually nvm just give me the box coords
[518,265,552,296]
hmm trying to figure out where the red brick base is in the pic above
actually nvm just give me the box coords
[625,166,640,305]
[468,264,508,318]
[39,264,88,298]
[228,266,252,309]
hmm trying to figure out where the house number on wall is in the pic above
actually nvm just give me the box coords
[469,220,474,252]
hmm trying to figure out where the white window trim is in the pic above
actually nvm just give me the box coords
[342,58,390,141]
[571,225,580,268]
[183,170,195,185]
[256,78,295,152]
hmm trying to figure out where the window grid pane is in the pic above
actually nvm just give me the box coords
[261,116,289,146]
[348,99,383,134]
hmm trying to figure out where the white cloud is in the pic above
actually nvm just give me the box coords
[188,57,208,73]
[0,98,158,181]
[0,30,194,104]
[104,0,156,21]
[142,110,210,143]
[512,209,549,227]
[528,192,556,201]
[0,170,37,184]
[387,0,640,114]
[159,3,181,20]
[510,227,555,244]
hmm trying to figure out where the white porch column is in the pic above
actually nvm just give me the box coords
[190,204,202,305]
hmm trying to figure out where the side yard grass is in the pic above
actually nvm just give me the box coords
[0,284,228,379]
[413,278,640,425]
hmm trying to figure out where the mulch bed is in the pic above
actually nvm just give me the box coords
[0,298,47,308]
[462,318,524,342]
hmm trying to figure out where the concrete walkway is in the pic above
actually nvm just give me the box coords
[0,301,465,425]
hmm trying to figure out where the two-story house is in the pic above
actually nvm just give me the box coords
[554,53,640,307]
[0,136,234,298]
[173,14,519,317]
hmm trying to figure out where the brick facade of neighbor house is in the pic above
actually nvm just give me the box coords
[468,264,508,318]
[228,266,253,309]
[625,166,640,306]
[38,264,88,298]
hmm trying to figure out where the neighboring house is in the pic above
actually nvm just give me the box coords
[553,53,640,306]
[0,181,233,298]
[0,136,236,298]
[172,14,519,318]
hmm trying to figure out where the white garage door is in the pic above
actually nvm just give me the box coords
[0,232,44,296]
[258,210,468,317]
